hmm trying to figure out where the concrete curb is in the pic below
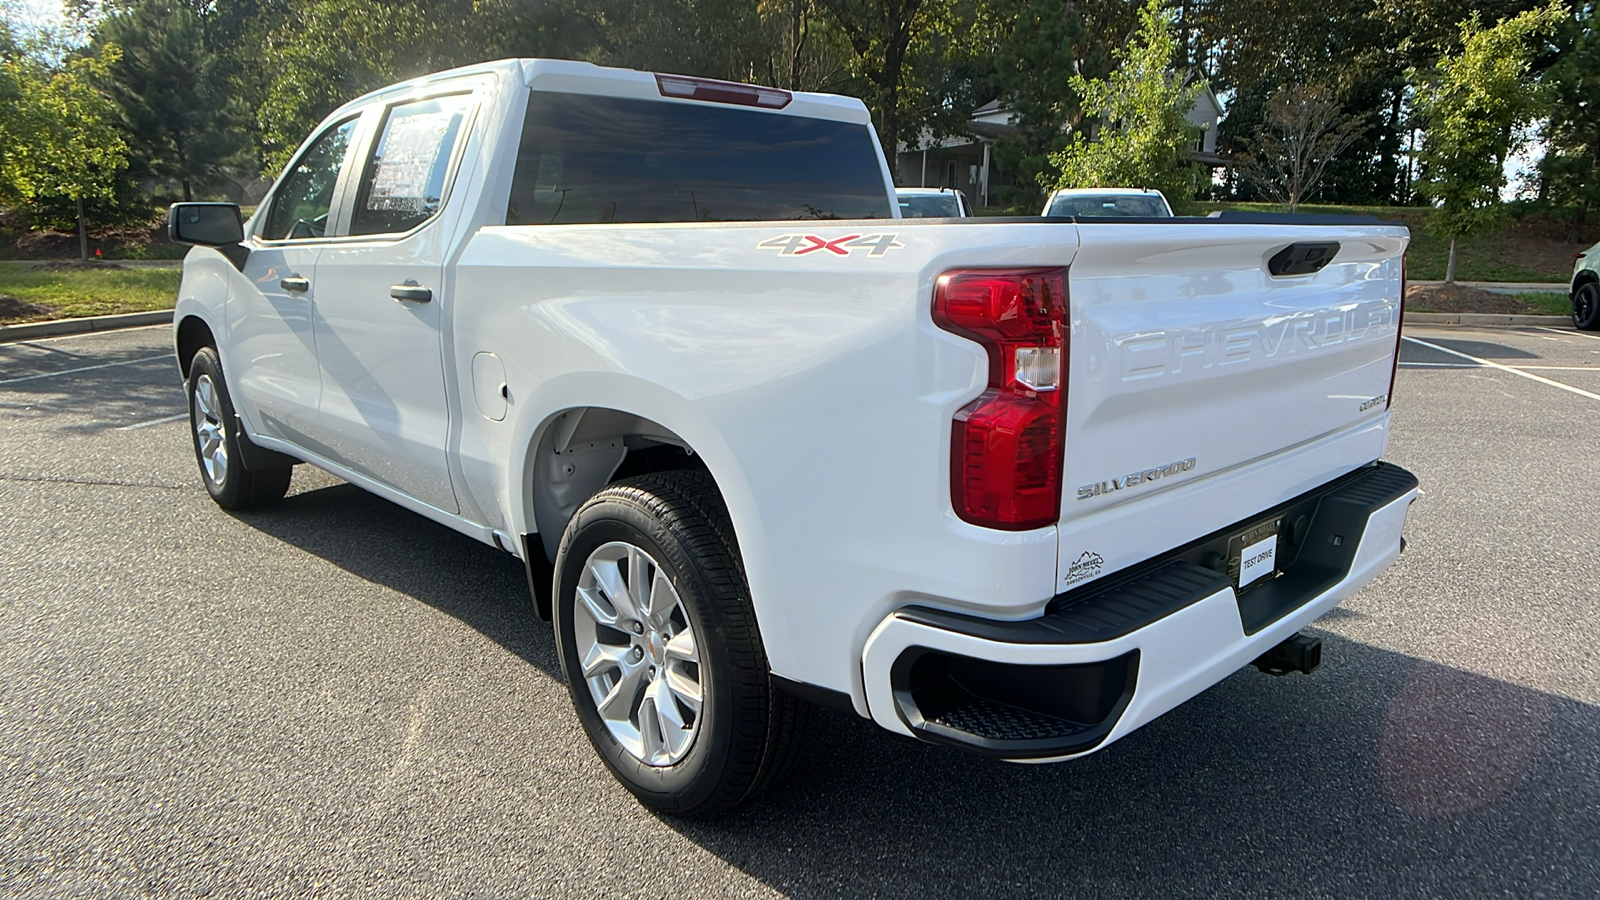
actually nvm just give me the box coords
[1411,280,1568,293]
[1406,313,1572,326]
[0,310,172,343]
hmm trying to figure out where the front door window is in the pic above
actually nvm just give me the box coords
[262,118,358,241]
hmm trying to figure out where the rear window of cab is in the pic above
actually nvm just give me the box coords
[506,91,892,224]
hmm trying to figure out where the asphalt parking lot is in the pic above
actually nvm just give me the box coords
[2,322,1598,898]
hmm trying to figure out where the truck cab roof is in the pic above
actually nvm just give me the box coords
[330,58,873,127]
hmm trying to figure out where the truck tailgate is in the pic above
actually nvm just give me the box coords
[1057,221,1408,586]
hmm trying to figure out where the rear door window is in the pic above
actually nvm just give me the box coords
[507,91,891,224]
[350,94,476,236]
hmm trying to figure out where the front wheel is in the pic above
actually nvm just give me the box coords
[1574,281,1600,331]
[187,347,292,510]
[553,472,808,816]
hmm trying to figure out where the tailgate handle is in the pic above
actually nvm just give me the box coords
[1268,242,1340,277]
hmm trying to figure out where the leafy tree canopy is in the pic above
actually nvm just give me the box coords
[1414,4,1563,231]
[1413,1,1564,279]
[1538,1,1600,241]
[1044,0,1204,209]
[96,0,251,200]
[1,40,129,254]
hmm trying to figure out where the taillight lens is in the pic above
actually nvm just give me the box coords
[933,268,1068,530]
[1389,255,1405,409]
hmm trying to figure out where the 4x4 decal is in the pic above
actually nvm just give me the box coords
[758,233,904,257]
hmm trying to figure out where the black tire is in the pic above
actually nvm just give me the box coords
[553,471,809,816]
[186,347,292,510]
[1574,280,1600,331]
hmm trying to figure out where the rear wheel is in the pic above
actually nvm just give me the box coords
[553,471,808,816]
[1574,281,1600,331]
[187,347,292,510]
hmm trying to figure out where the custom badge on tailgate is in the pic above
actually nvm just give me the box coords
[758,233,904,257]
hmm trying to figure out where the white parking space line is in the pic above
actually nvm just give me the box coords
[0,354,170,386]
[1509,365,1600,371]
[114,412,188,431]
[1402,337,1600,402]
[1534,325,1600,342]
[1399,362,1479,369]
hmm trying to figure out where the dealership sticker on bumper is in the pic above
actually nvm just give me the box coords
[1239,535,1278,588]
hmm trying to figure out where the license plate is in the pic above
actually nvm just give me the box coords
[1229,518,1282,590]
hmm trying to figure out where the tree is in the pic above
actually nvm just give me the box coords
[588,0,852,92]
[0,13,23,208]
[1190,0,1545,205]
[1238,84,1368,211]
[1044,0,1205,208]
[987,0,1084,202]
[1413,2,1563,282]
[815,0,927,160]
[1539,1,1599,242]
[256,0,601,173]
[4,45,129,258]
[95,1,250,201]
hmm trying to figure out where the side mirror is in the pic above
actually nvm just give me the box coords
[168,203,244,246]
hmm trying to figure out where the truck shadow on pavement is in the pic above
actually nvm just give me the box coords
[239,481,1600,898]
[234,480,565,680]
[1401,336,1540,361]
[0,353,183,434]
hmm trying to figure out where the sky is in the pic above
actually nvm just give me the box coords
[9,0,66,29]
[5,0,68,37]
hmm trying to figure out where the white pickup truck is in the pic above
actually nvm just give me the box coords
[167,59,1418,815]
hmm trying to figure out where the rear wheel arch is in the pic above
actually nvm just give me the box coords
[522,406,721,619]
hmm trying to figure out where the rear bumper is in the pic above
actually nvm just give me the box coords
[860,462,1419,761]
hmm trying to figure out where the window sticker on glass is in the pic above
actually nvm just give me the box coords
[352,94,475,235]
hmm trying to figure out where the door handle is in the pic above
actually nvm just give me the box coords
[390,281,433,303]
[280,276,310,293]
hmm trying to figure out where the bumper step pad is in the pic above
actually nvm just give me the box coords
[932,697,1090,743]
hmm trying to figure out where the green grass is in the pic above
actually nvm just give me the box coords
[0,266,180,323]
[1512,291,1572,317]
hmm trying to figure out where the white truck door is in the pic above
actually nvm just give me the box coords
[229,116,360,445]
[310,92,478,515]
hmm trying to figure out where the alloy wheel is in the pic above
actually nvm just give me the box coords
[572,541,704,766]
[191,374,228,488]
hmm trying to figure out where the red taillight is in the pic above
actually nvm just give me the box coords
[1389,255,1406,409]
[654,73,792,108]
[933,268,1068,530]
